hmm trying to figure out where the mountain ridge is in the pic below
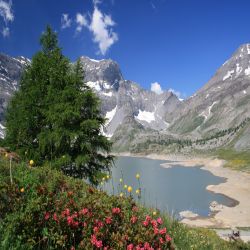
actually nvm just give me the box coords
[0,44,250,152]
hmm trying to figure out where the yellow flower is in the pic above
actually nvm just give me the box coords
[119,192,124,197]
[102,177,106,181]
[20,187,25,193]
[127,186,132,193]
[119,178,123,183]
[29,160,34,166]
[100,182,104,185]
[136,173,140,179]
[106,175,110,179]
[124,184,127,189]
[153,211,157,216]
[136,189,140,194]
[5,153,8,158]
[62,155,66,159]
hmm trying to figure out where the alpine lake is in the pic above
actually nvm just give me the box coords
[101,156,236,219]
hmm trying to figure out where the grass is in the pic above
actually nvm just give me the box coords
[216,148,250,172]
[0,156,249,249]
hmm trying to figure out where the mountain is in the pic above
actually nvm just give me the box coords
[0,44,250,152]
[79,56,181,139]
[0,54,30,138]
[167,44,250,150]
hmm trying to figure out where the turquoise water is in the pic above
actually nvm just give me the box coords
[103,156,235,217]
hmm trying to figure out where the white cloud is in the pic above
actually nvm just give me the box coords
[88,6,118,55]
[0,0,14,38]
[61,13,72,29]
[75,13,88,33]
[0,0,14,22]
[2,26,9,37]
[73,2,118,55]
[151,82,163,94]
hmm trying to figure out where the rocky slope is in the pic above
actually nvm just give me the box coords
[0,44,250,152]
[0,54,30,138]
[168,44,250,150]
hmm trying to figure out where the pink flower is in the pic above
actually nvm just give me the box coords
[67,216,73,226]
[65,208,70,216]
[72,212,78,219]
[157,217,163,225]
[97,220,104,228]
[112,207,121,214]
[151,219,157,228]
[44,212,50,221]
[143,220,149,227]
[80,208,88,215]
[70,246,75,250]
[130,216,137,224]
[144,242,150,249]
[83,222,87,228]
[159,228,167,235]
[91,234,97,245]
[165,234,172,242]
[127,244,134,250]
[94,226,99,233]
[96,240,103,248]
[132,206,138,212]
[105,216,112,224]
[145,215,151,222]
[154,227,159,235]
[91,235,103,248]
[61,208,70,217]
[159,237,164,244]
[135,246,141,250]
[53,213,59,223]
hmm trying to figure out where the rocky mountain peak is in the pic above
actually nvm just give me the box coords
[80,56,123,91]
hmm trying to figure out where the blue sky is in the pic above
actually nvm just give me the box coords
[1,0,250,98]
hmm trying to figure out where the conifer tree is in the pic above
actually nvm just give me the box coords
[5,26,113,184]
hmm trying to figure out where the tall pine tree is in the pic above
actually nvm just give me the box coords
[5,26,113,184]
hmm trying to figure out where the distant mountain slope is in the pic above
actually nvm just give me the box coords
[169,44,250,139]
[0,54,30,138]
[0,44,249,152]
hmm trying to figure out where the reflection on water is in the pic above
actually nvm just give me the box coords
[103,156,234,217]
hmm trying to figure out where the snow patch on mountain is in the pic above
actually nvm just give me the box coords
[247,44,250,55]
[102,92,113,97]
[105,106,117,125]
[85,81,101,91]
[223,70,234,81]
[0,123,6,139]
[136,110,155,123]
[199,101,217,120]
[245,66,250,76]
[236,63,243,76]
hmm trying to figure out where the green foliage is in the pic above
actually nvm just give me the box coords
[4,26,113,184]
[216,148,250,172]
[168,112,204,134]
[1,159,248,250]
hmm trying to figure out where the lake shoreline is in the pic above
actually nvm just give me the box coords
[114,152,250,229]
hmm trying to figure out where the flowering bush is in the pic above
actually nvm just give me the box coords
[0,162,174,249]
[1,159,246,250]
